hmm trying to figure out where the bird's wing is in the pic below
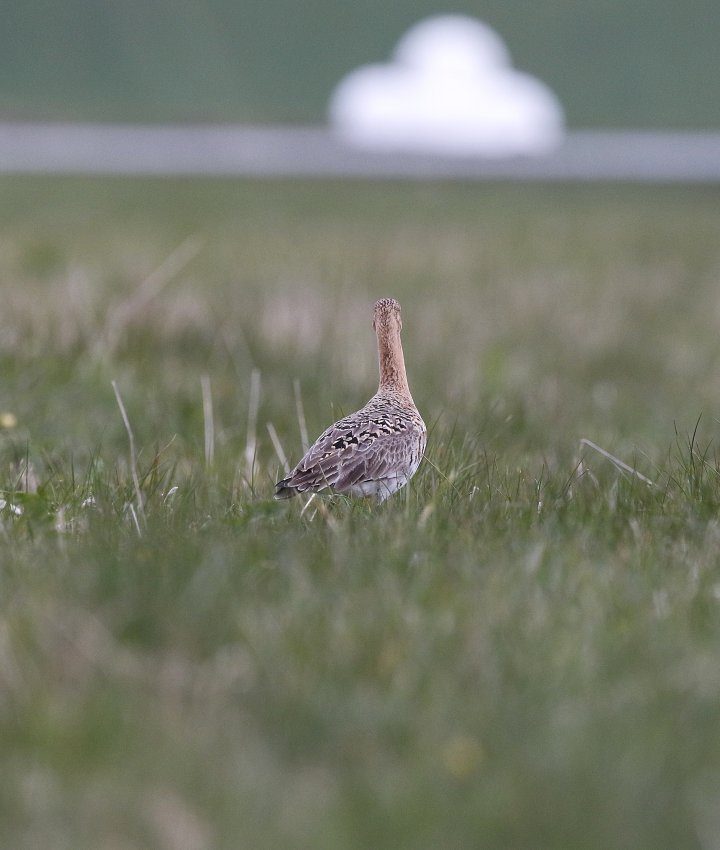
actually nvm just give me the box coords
[332,428,424,491]
[277,409,425,495]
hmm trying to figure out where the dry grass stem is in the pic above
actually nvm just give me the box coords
[201,374,215,468]
[112,379,145,522]
[293,378,309,454]
[244,368,261,477]
[266,421,289,476]
[126,502,142,537]
[105,236,203,351]
[579,438,655,487]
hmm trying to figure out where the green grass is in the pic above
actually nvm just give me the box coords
[2,177,720,849]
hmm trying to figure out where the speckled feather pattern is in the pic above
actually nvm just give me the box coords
[275,299,426,503]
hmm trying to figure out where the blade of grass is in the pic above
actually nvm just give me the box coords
[112,380,145,524]
[579,438,655,487]
[266,421,289,476]
[201,374,215,469]
[293,378,309,454]
[244,368,261,478]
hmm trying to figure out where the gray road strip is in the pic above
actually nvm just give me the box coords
[1,124,719,182]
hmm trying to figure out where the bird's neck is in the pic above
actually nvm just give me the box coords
[377,326,413,400]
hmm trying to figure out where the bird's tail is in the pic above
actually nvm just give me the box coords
[273,478,297,500]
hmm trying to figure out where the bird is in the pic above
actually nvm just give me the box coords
[274,297,426,503]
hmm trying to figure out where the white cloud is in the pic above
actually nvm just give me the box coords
[328,15,565,157]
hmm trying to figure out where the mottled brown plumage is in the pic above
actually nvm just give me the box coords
[275,298,426,503]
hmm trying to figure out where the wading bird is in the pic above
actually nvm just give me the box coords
[275,298,426,503]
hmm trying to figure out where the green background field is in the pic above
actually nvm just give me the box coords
[4,3,720,845]
[2,177,720,848]
[3,0,720,127]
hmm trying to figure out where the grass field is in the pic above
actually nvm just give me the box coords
[2,176,720,849]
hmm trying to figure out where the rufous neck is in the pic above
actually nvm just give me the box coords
[377,324,412,399]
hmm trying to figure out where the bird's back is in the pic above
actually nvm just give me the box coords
[274,391,426,502]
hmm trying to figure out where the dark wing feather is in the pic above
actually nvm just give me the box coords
[274,407,424,498]
[274,412,365,497]
[332,432,418,490]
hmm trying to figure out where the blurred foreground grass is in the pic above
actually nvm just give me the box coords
[2,177,720,849]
